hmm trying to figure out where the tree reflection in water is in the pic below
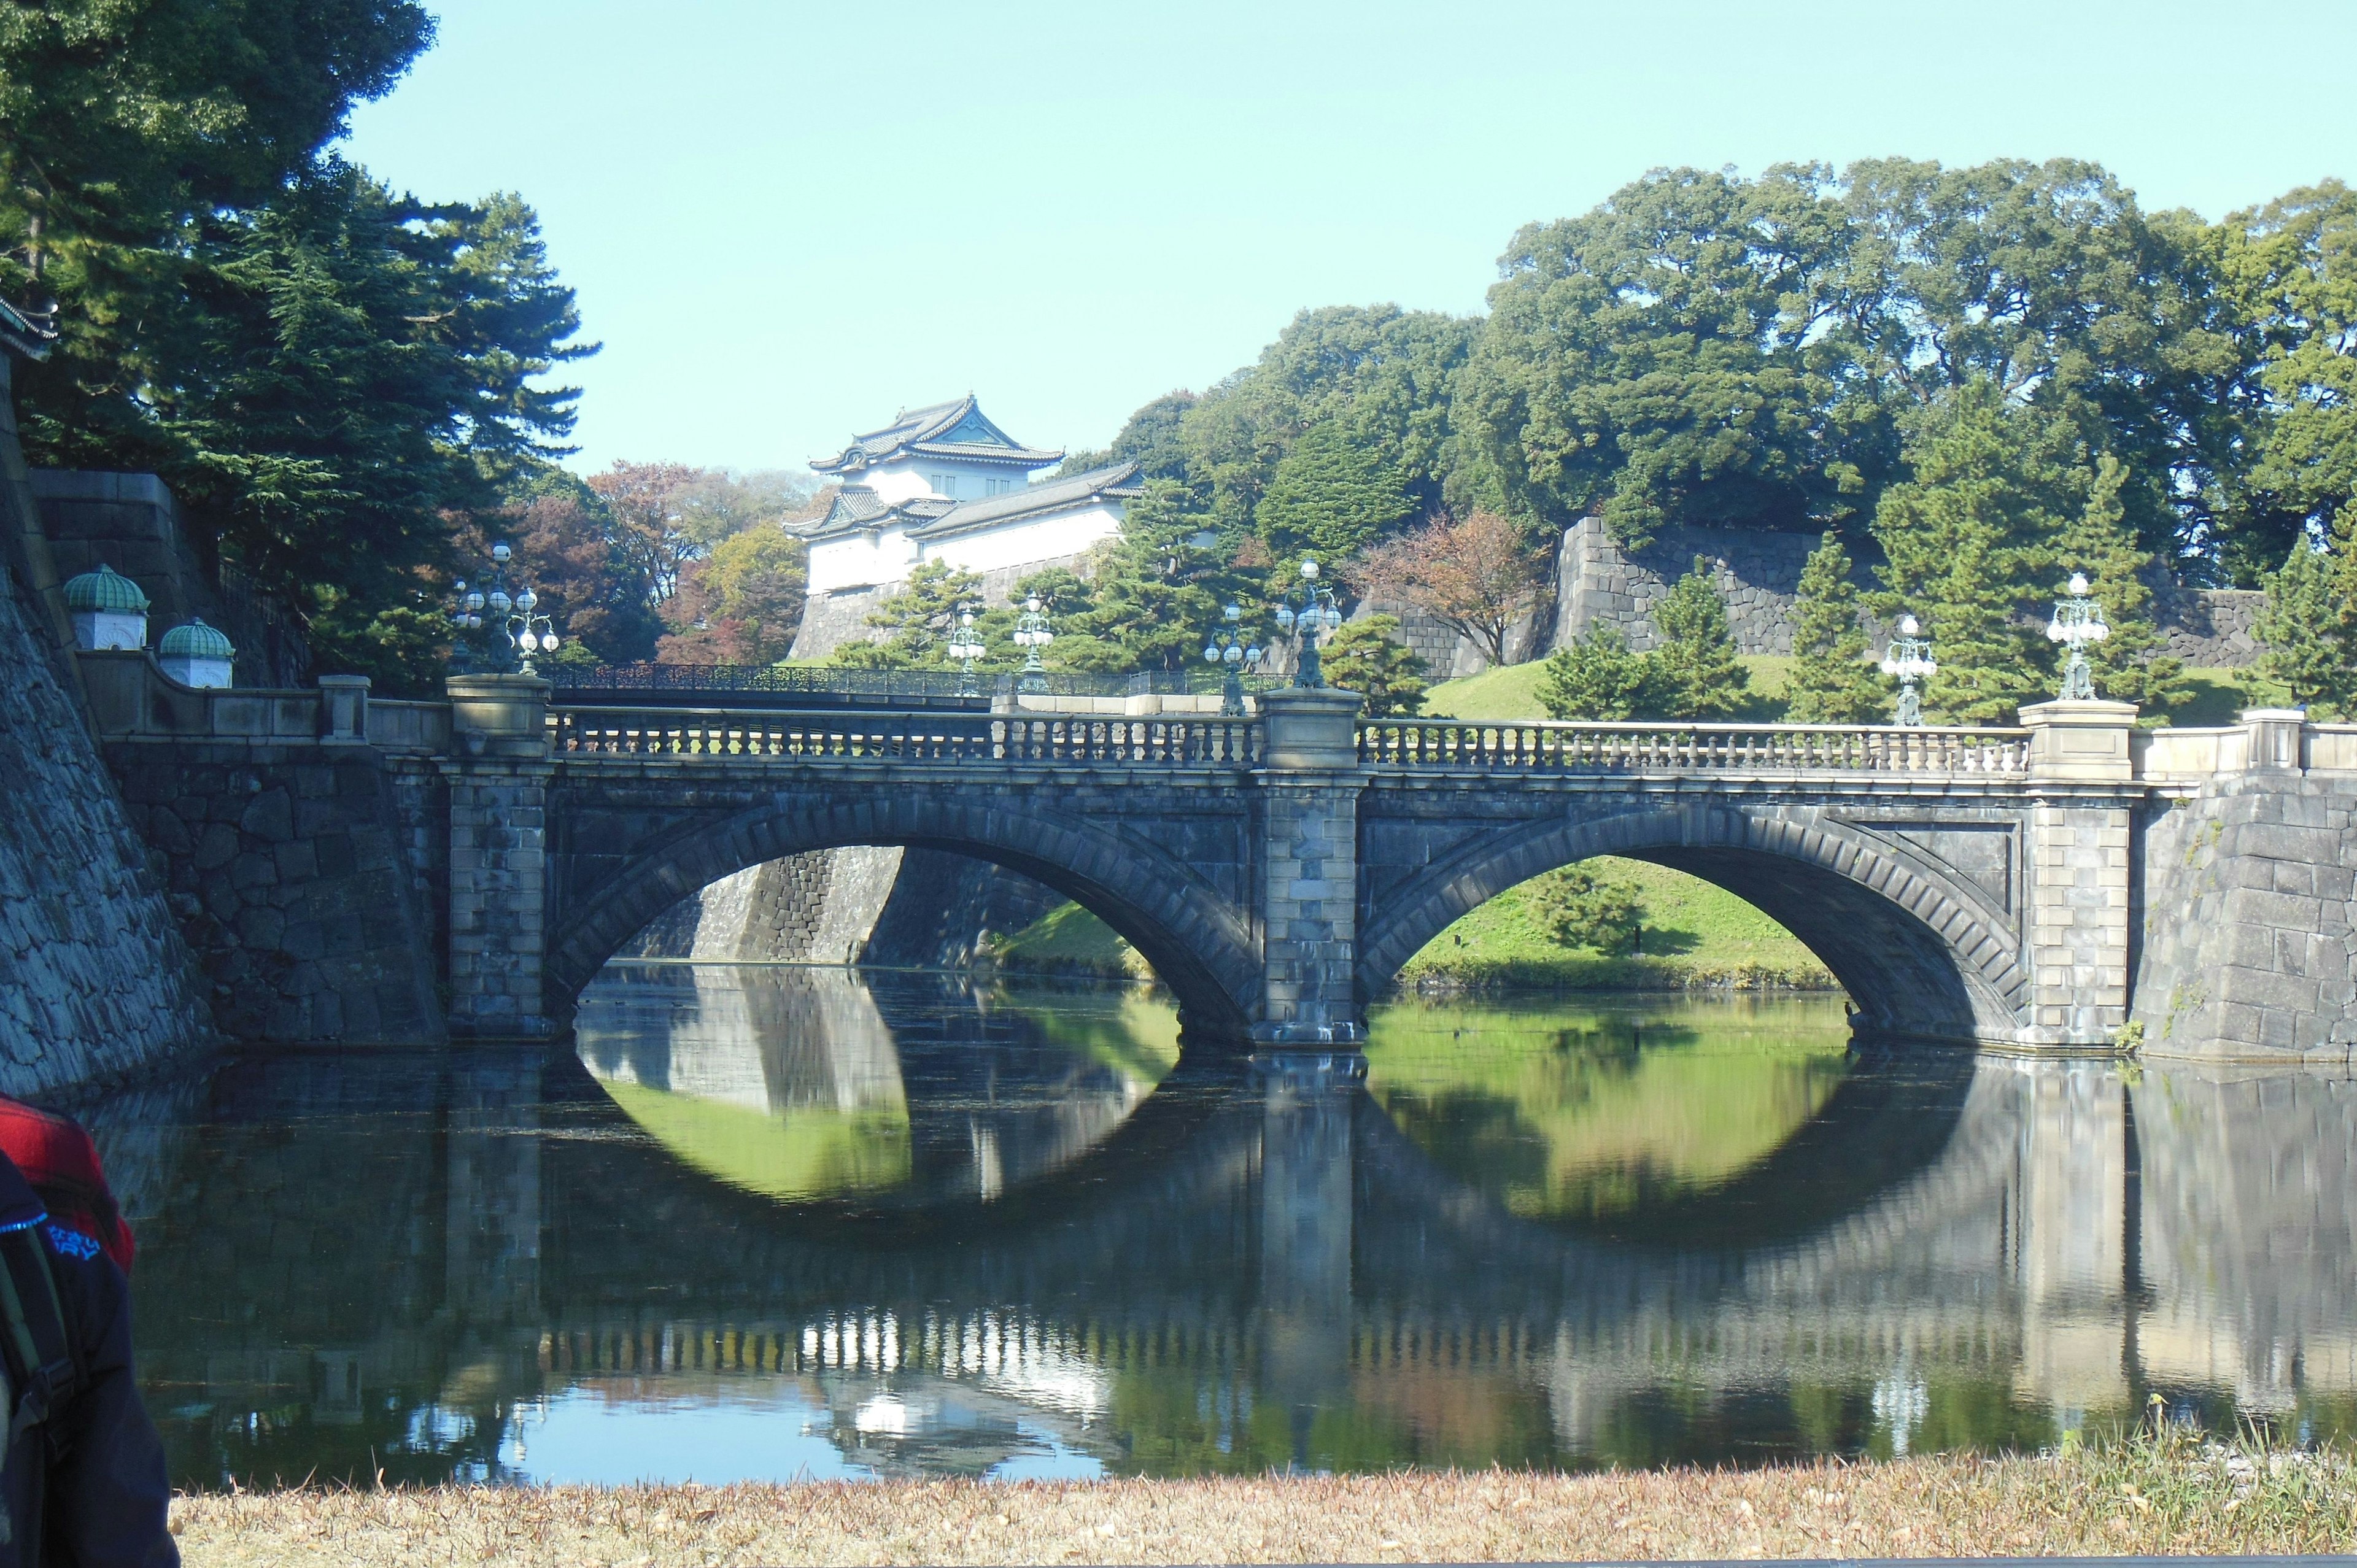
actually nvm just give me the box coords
[85,971,2357,1490]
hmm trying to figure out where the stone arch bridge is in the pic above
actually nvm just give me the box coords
[459,678,2153,1053]
[85,655,2357,1060]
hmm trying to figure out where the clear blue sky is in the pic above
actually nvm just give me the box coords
[342,0,2357,477]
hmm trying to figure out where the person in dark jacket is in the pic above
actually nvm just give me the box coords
[0,1116,174,1567]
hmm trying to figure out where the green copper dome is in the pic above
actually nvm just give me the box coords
[158,617,235,660]
[63,563,149,614]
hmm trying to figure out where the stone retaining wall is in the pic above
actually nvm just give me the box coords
[0,368,212,1095]
[2133,774,2357,1064]
[29,469,312,686]
[105,742,445,1045]
[621,844,1063,971]
[1549,516,2268,671]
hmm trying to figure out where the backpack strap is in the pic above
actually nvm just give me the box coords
[0,1221,79,1459]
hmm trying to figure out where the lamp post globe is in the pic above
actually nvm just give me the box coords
[1879,614,1936,727]
[2046,572,2110,701]
[1276,558,1342,690]
[449,542,561,676]
[1205,599,1263,716]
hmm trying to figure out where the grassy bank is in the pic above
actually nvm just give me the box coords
[1397,855,1835,992]
[172,1435,2357,1564]
[1423,657,2288,727]
[992,855,1834,995]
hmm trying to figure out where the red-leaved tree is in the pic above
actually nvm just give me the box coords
[1352,511,1548,666]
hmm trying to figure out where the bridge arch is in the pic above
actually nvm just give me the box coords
[545,789,1263,1037]
[1355,802,2029,1043]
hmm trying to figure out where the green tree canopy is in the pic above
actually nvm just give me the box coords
[1253,419,1414,565]
[2257,536,2355,714]
[1649,557,1752,719]
[1784,531,1887,724]
[1321,616,1427,717]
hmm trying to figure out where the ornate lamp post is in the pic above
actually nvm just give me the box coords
[1202,601,1264,717]
[452,542,561,676]
[947,606,988,697]
[1879,614,1936,727]
[1012,595,1055,694]
[1271,558,1344,689]
[2046,572,2110,701]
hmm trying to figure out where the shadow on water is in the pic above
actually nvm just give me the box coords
[83,966,2357,1488]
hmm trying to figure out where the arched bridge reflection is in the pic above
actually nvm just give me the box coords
[99,976,2357,1486]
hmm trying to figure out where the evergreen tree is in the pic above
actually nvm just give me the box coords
[835,562,985,669]
[2061,454,2188,712]
[1784,531,1887,722]
[1536,625,1670,720]
[1871,381,2059,723]
[2258,536,2353,713]
[1649,557,1751,719]
[1321,616,1428,717]
[1535,865,1643,955]
[1252,419,1413,565]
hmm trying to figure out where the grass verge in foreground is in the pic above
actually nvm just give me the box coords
[172,1438,2356,1565]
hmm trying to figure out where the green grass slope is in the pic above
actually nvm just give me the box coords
[992,855,1835,998]
[1398,855,1836,993]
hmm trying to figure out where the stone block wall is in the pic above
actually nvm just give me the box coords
[106,742,445,1045]
[619,844,1064,971]
[0,368,212,1095]
[1549,516,2268,671]
[29,469,312,686]
[2148,583,2265,668]
[2132,773,2357,1065]
[864,849,1065,969]
[1554,516,1832,657]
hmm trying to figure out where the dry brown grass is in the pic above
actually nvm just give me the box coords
[172,1443,2357,1566]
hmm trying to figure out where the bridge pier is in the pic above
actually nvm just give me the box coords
[444,675,561,1040]
[2019,700,2138,1049]
[1253,690,1368,1046]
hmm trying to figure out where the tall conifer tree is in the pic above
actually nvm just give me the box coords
[1784,531,1887,722]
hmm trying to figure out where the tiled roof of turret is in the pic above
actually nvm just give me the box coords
[810,395,1064,474]
[0,298,55,360]
[908,462,1143,540]
[794,462,1142,546]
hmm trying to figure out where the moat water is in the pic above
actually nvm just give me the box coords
[92,965,2356,1488]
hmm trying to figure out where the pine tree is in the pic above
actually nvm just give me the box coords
[1871,381,2057,724]
[1322,616,1428,717]
[835,561,985,668]
[1537,625,1669,719]
[1650,557,1751,719]
[2061,454,2188,713]
[2258,536,2353,713]
[1784,531,1888,722]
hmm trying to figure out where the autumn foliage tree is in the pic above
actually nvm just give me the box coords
[1352,509,1548,667]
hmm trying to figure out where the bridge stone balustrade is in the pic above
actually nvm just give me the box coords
[69,648,2357,1064]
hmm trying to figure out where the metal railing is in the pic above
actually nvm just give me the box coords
[1357,718,2032,775]
[551,705,1263,767]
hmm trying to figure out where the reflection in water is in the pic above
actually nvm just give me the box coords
[90,972,2357,1489]
[573,965,1173,1205]
[1363,998,1851,1224]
